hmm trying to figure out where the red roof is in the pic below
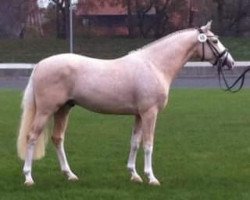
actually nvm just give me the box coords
[76,2,127,16]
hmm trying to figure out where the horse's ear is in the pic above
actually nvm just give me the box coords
[200,20,212,33]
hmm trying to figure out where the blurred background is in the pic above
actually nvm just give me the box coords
[0,0,249,62]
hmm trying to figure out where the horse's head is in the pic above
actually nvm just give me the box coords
[196,21,235,70]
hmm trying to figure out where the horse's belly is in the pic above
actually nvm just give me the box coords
[76,99,137,114]
[74,92,138,115]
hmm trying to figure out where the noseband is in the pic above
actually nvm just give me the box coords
[197,28,250,92]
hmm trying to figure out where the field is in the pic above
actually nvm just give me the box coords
[1,34,250,199]
[1,89,250,200]
[0,36,249,62]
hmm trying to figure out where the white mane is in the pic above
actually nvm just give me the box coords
[128,28,196,55]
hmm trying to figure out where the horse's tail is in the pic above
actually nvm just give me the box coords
[17,72,48,160]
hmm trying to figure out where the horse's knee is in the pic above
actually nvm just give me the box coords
[143,144,153,156]
[131,132,142,151]
[51,135,63,146]
[131,140,140,151]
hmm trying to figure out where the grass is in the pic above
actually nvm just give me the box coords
[0,36,249,63]
[1,89,250,199]
[0,37,149,63]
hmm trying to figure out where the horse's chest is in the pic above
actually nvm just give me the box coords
[139,65,169,110]
[157,92,168,108]
[153,91,168,111]
[137,84,169,112]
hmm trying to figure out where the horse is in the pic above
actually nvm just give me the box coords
[17,21,235,186]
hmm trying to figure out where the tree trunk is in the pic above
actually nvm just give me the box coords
[154,3,168,38]
[54,0,70,39]
[235,0,243,36]
[218,1,224,35]
[126,0,135,37]
[65,0,70,40]
[0,0,29,38]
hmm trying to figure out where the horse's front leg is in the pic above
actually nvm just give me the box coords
[127,115,143,183]
[140,107,160,185]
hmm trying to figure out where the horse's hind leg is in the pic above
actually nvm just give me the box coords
[52,105,78,181]
[127,115,143,183]
[23,112,50,186]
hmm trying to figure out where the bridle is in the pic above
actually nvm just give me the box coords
[197,28,228,67]
[197,28,250,93]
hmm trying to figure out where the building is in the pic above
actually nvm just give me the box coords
[76,2,128,36]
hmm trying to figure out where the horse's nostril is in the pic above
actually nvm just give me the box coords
[231,61,235,68]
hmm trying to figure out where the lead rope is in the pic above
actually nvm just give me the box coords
[218,63,250,93]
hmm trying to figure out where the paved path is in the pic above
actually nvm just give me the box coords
[0,77,28,90]
[173,77,250,89]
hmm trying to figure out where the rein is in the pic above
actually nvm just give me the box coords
[197,28,250,93]
[218,64,250,93]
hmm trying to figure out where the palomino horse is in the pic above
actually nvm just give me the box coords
[17,21,235,186]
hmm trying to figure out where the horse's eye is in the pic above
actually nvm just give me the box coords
[212,39,218,44]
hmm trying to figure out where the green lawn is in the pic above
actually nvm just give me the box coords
[0,36,249,63]
[0,37,150,63]
[1,89,250,199]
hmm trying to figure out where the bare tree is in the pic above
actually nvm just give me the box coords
[134,0,154,37]
[126,0,136,37]
[124,0,170,38]
[227,0,250,36]
[76,0,250,38]
[153,0,170,38]
[213,0,225,34]
[0,0,30,38]
[51,0,71,39]
[26,0,44,37]
[133,0,190,38]
[213,0,250,36]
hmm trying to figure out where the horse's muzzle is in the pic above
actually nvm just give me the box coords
[224,52,235,70]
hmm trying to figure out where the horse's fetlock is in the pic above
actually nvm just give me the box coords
[144,168,152,176]
[127,164,135,171]
[144,171,150,177]
[23,169,30,176]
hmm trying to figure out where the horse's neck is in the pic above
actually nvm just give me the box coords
[141,30,198,82]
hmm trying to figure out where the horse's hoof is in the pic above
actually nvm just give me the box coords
[131,175,143,183]
[63,170,79,181]
[68,174,79,181]
[149,179,161,186]
[24,180,35,186]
